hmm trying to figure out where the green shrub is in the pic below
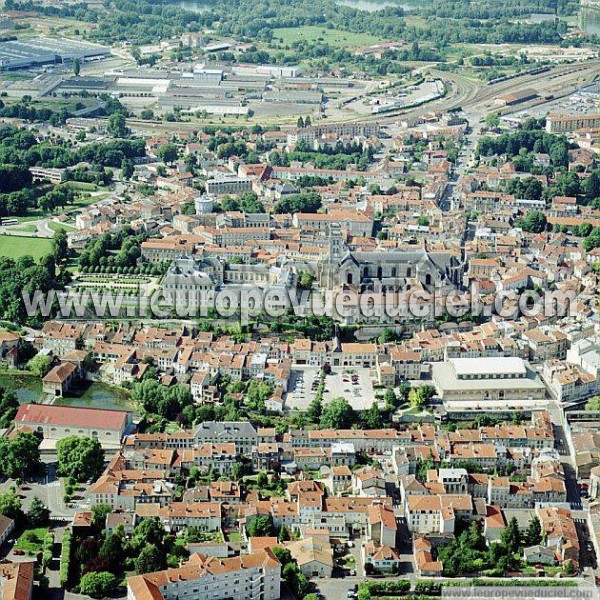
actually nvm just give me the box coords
[59,530,71,587]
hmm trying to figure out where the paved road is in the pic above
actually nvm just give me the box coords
[12,463,78,519]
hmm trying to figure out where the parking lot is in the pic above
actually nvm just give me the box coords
[285,367,376,411]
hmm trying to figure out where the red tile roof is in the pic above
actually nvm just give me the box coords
[15,403,128,431]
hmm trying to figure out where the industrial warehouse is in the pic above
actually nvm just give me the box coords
[0,36,110,71]
[1,60,327,118]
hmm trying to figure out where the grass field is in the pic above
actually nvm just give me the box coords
[15,528,50,556]
[271,26,382,48]
[61,181,102,192]
[0,235,53,260]
[11,224,37,234]
[48,221,75,233]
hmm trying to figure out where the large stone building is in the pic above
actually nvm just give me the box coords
[431,357,547,403]
[127,550,281,600]
[14,404,131,448]
[319,224,463,291]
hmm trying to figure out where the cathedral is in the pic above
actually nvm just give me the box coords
[319,223,463,292]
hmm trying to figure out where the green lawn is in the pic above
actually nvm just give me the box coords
[48,221,75,233]
[15,528,50,556]
[0,235,53,260]
[61,181,102,192]
[272,26,382,49]
[11,224,37,234]
[68,193,110,209]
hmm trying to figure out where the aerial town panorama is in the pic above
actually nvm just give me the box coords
[0,0,600,599]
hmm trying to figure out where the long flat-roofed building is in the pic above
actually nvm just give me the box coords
[14,403,131,448]
[546,113,600,134]
[0,36,110,71]
[431,357,546,403]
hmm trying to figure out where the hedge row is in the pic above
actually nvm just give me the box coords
[59,529,71,587]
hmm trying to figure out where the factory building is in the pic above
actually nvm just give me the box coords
[0,36,110,71]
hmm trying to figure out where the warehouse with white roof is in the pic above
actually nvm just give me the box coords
[431,357,547,403]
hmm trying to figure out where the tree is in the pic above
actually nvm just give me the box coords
[121,158,134,180]
[232,461,245,481]
[378,328,400,343]
[246,514,275,537]
[27,496,49,527]
[56,436,105,483]
[397,382,411,404]
[132,517,165,552]
[408,387,425,409]
[306,395,322,422]
[79,571,117,599]
[464,521,487,552]
[99,527,125,572]
[0,432,43,480]
[363,402,384,429]
[256,471,268,488]
[0,489,22,520]
[563,558,575,575]
[91,503,112,530]
[27,353,52,377]
[485,113,500,129]
[52,229,70,265]
[586,396,600,411]
[297,270,314,290]
[131,380,193,420]
[501,516,521,554]
[526,516,542,546]
[278,524,290,542]
[319,397,356,429]
[73,58,81,77]
[0,388,19,428]
[384,388,397,409]
[516,210,547,233]
[583,172,600,203]
[157,144,178,165]
[107,113,129,138]
[246,380,273,411]
[408,384,435,409]
[135,543,166,575]
[275,192,322,214]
